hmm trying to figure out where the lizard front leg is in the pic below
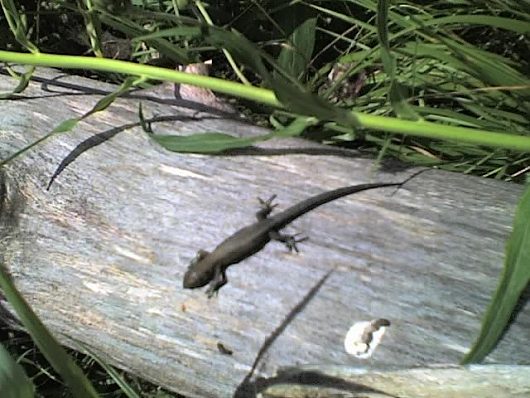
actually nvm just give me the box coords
[205,265,228,298]
[256,195,277,220]
[269,230,308,253]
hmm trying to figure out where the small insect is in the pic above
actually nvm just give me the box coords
[344,318,391,359]
[217,342,233,355]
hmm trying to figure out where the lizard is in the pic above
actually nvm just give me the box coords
[183,169,427,297]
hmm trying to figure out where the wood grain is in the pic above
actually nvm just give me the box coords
[0,67,528,398]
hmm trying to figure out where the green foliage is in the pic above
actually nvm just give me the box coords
[0,344,35,398]
[78,344,140,398]
[0,75,144,167]
[0,0,38,52]
[0,264,100,397]
[376,0,421,121]
[462,183,530,364]
[1,0,529,164]
[152,131,262,152]
[149,116,316,153]
[93,0,131,14]
[276,5,317,80]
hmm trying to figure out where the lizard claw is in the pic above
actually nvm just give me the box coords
[206,286,219,299]
[205,267,227,298]
[256,194,278,220]
[285,233,309,253]
[258,194,277,209]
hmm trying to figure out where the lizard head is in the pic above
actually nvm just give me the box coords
[183,267,212,288]
[183,250,213,288]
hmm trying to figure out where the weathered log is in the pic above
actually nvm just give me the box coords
[0,67,528,398]
[259,365,530,398]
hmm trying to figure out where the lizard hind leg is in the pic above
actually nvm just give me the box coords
[269,230,309,253]
[256,194,278,220]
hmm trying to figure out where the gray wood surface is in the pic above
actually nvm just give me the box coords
[0,68,528,398]
[260,365,530,398]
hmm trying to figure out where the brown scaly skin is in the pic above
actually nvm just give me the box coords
[183,170,427,297]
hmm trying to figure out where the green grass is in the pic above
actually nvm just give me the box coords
[0,0,529,396]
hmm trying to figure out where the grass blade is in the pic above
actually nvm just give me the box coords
[78,343,140,398]
[461,184,530,363]
[0,264,100,397]
[0,76,142,166]
[149,117,315,153]
[150,132,267,152]
[0,343,35,397]
[376,0,421,120]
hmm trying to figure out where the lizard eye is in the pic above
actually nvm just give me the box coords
[188,250,210,270]
[193,250,209,262]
